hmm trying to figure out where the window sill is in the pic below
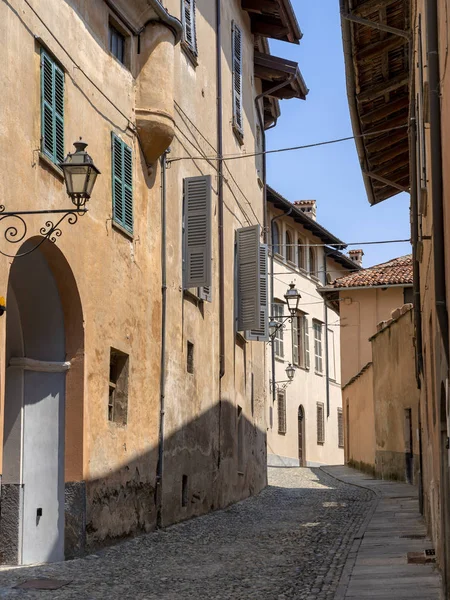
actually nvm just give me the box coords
[317,441,325,446]
[315,371,324,377]
[112,220,134,240]
[278,432,286,436]
[287,259,297,268]
[39,152,64,181]
[294,364,310,372]
[237,470,244,476]
[181,41,198,67]
[275,356,285,363]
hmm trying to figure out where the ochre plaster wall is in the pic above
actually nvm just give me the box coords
[343,365,375,470]
[371,309,420,482]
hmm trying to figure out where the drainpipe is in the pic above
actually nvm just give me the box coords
[426,0,449,365]
[216,0,224,470]
[323,253,330,418]
[156,150,169,528]
[270,210,292,406]
[410,106,424,513]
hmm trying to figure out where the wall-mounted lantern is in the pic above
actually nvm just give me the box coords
[0,139,100,258]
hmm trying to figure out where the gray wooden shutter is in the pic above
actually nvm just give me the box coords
[183,175,212,289]
[232,21,243,136]
[41,50,64,164]
[236,225,261,331]
[198,285,212,302]
[304,317,310,369]
[112,134,133,234]
[292,315,299,366]
[182,0,197,55]
[246,244,269,341]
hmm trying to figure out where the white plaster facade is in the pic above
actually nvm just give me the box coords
[266,191,353,467]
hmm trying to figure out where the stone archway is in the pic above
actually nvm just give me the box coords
[1,239,84,565]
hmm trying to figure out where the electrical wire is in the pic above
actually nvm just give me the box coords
[273,238,411,248]
[167,124,409,163]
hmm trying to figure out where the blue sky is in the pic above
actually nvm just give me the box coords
[266,1,411,268]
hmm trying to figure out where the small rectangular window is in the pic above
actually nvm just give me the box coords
[187,341,194,374]
[317,402,325,444]
[108,348,129,425]
[338,408,344,448]
[182,474,188,507]
[277,391,286,435]
[112,133,133,234]
[40,49,65,165]
[237,405,244,472]
[313,320,323,374]
[273,302,285,358]
[109,24,125,64]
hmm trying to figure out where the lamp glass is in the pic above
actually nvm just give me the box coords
[285,363,295,381]
[60,140,100,203]
[284,283,301,315]
[269,319,278,337]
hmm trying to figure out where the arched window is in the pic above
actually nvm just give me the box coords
[309,247,316,277]
[286,231,294,262]
[272,222,281,256]
[298,238,305,270]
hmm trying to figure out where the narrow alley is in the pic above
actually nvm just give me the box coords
[0,467,440,600]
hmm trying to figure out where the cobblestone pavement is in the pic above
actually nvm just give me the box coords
[0,468,374,600]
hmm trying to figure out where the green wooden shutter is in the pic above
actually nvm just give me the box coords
[183,176,212,288]
[112,133,133,234]
[236,225,261,331]
[246,244,269,341]
[232,21,243,136]
[41,50,64,164]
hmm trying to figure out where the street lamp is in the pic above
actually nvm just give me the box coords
[0,138,100,258]
[60,139,100,209]
[284,282,301,316]
[285,363,295,381]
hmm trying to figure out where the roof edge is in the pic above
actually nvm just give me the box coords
[147,0,183,43]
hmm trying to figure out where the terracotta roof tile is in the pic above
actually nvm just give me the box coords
[332,255,413,288]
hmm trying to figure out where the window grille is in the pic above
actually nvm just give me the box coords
[108,348,129,425]
[338,408,344,448]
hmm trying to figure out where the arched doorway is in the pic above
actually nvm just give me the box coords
[298,405,305,467]
[2,239,84,565]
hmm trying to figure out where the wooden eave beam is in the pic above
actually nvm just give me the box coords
[369,143,409,165]
[357,35,407,62]
[366,170,409,192]
[357,73,409,102]
[360,96,409,124]
[242,0,276,13]
[365,128,407,152]
[251,17,290,39]
[364,113,408,135]
[353,0,401,18]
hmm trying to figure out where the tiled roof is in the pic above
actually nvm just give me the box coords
[332,255,413,289]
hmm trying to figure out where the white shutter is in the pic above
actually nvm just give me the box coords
[232,21,243,136]
[183,176,212,289]
[246,244,269,341]
[236,225,261,331]
[304,317,310,369]
[292,315,299,365]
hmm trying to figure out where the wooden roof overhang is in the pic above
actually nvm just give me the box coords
[340,0,411,205]
[254,52,309,101]
[267,187,345,249]
[241,0,302,44]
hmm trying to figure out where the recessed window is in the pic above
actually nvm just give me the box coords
[286,231,294,263]
[182,474,188,507]
[272,301,284,358]
[108,348,129,425]
[309,246,317,277]
[109,23,125,64]
[181,0,198,61]
[298,238,305,270]
[187,341,194,374]
[317,402,325,445]
[272,222,281,256]
[277,391,286,435]
[292,312,310,370]
[313,320,323,374]
[338,408,344,448]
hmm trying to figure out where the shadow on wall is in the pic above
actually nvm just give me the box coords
[70,399,267,559]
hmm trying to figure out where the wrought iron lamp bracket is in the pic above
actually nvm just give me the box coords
[0,205,87,258]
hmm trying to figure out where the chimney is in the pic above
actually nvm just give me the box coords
[348,249,364,267]
[294,200,317,221]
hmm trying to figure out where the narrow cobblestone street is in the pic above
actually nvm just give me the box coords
[0,468,373,600]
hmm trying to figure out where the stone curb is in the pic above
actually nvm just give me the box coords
[320,466,381,600]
